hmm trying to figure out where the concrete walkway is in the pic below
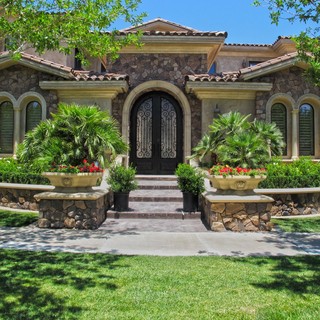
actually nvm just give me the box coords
[1,219,320,256]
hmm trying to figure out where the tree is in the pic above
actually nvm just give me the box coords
[253,0,320,85]
[0,0,145,66]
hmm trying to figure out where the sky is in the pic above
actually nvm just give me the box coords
[113,0,314,45]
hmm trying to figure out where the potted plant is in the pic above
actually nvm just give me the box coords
[107,164,138,211]
[175,163,205,212]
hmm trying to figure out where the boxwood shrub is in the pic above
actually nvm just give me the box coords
[259,157,320,188]
[0,158,49,185]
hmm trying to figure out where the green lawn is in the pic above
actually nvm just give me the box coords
[272,216,320,233]
[0,209,38,227]
[0,250,319,320]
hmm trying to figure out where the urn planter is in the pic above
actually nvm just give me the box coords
[209,175,266,194]
[42,172,103,192]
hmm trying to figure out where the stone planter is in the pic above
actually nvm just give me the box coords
[42,172,103,192]
[209,175,266,194]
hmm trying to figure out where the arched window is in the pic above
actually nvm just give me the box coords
[0,101,14,153]
[26,101,42,132]
[299,103,314,156]
[271,103,287,156]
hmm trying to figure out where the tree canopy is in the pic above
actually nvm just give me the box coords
[0,0,145,66]
[254,0,320,86]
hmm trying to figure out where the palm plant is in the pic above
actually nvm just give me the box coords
[217,131,270,168]
[192,111,285,169]
[251,120,286,157]
[17,103,128,169]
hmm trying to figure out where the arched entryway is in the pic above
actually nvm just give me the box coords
[130,91,183,174]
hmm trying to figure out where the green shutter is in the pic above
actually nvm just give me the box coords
[271,103,287,156]
[299,104,314,156]
[26,101,42,132]
[0,102,14,153]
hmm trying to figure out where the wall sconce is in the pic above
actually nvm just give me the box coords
[214,104,220,118]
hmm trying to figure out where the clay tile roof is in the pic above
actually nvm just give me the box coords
[71,70,129,81]
[185,72,240,82]
[225,43,271,47]
[0,51,128,82]
[272,36,292,46]
[1,51,73,74]
[240,52,299,75]
[116,30,227,37]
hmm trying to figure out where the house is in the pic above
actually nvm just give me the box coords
[0,18,319,174]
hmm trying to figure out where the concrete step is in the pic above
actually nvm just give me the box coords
[136,175,177,181]
[137,179,178,190]
[107,201,201,219]
[129,189,183,202]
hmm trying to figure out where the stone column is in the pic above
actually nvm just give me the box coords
[291,109,299,159]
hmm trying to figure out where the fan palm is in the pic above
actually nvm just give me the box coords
[17,103,128,169]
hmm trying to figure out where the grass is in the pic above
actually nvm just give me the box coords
[0,209,38,227]
[272,216,320,233]
[0,250,319,320]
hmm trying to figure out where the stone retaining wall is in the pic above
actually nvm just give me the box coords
[0,184,53,211]
[201,196,273,232]
[36,190,112,230]
[258,192,320,216]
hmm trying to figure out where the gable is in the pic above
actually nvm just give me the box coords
[239,52,308,80]
[121,18,198,32]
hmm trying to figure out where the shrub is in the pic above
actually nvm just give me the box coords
[0,158,49,184]
[175,163,205,195]
[107,165,138,193]
[259,157,320,188]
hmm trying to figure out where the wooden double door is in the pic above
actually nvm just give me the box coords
[130,92,183,175]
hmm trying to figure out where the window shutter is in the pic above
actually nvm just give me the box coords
[299,104,314,156]
[0,102,14,153]
[26,101,42,132]
[271,103,287,156]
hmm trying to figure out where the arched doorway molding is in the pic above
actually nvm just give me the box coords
[122,80,191,162]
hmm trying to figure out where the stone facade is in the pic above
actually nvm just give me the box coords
[108,53,207,87]
[202,197,273,232]
[0,65,59,116]
[109,53,205,147]
[255,67,320,120]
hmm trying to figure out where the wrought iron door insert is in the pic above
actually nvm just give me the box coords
[130,92,183,174]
